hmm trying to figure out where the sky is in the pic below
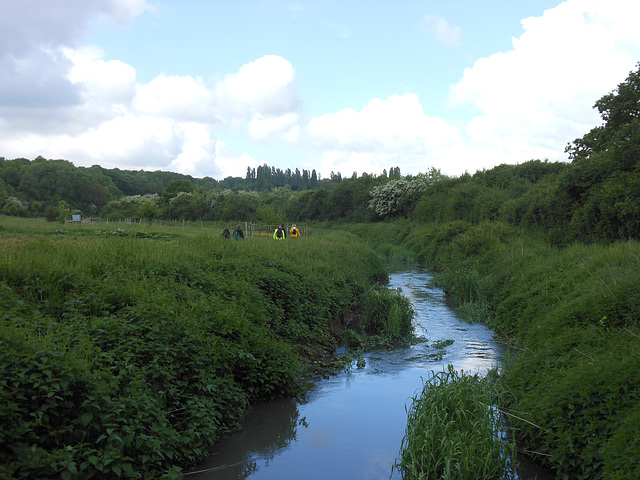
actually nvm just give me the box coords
[1,0,639,181]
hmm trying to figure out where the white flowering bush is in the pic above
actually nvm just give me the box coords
[2,196,27,216]
[271,185,292,195]
[237,190,259,198]
[205,189,233,208]
[368,169,445,219]
[169,191,193,204]
[121,194,159,204]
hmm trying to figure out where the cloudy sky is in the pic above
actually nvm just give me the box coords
[1,0,639,180]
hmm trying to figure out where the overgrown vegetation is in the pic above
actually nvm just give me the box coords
[348,220,640,480]
[342,287,416,361]
[0,219,390,479]
[394,366,515,480]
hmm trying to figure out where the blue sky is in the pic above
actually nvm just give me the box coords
[1,0,639,180]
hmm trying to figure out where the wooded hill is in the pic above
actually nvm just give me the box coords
[2,64,639,245]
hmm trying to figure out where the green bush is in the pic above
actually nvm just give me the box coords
[0,222,388,478]
[360,287,415,340]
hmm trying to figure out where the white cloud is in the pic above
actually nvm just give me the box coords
[422,15,461,45]
[308,94,460,153]
[0,0,152,108]
[213,140,260,179]
[168,123,218,177]
[108,0,153,28]
[307,94,462,176]
[248,113,302,143]
[65,46,136,124]
[133,73,216,122]
[448,0,640,168]
[53,114,181,169]
[213,55,302,119]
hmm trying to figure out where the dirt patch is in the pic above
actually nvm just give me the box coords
[0,236,29,251]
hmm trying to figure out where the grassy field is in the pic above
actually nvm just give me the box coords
[0,217,405,479]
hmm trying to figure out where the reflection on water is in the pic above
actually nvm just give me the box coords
[186,268,503,480]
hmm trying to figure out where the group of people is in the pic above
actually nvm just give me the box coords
[219,224,301,240]
[273,224,301,240]
[219,224,245,240]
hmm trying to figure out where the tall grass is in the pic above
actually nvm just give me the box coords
[0,218,388,479]
[360,287,415,339]
[395,365,515,480]
[348,219,640,479]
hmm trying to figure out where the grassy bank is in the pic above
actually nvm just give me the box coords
[350,220,640,480]
[0,218,389,479]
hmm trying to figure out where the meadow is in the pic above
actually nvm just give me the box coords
[0,217,406,479]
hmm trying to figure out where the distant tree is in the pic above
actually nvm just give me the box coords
[561,63,640,241]
[138,200,161,222]
[220,192,259,222]
[256,204,286,225]
[566,62,640,164]
[57,200,70,223]
[163,179,195,198]
[30,201,43,217]
[44,206,58,222]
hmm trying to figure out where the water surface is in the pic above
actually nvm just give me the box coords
[187,269,503,479]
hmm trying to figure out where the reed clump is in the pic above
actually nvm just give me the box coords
[395,365,515,480]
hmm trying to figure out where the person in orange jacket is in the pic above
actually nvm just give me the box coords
[289,224,301,239]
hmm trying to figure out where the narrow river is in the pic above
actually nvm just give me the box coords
[186,268,505,479]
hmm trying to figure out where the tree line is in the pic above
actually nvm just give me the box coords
[2,63,639,244]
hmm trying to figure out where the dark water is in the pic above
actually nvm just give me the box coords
[186,269,544,479]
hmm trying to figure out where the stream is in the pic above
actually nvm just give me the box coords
[186,268,547,479]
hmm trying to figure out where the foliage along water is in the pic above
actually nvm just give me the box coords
[186,268,503,479]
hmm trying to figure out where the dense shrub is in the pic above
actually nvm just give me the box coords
[0,223,387,478]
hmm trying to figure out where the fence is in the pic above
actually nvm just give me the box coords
[63,218,307,238]
[247,224,307,238]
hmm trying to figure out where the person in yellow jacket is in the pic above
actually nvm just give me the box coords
[289,224,301,239]
[273,224,286,240]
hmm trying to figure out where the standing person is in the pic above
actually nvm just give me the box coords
[220,227,231,239]
[289,224,301,239]
[233,224,245,240]
[273,224,286,240]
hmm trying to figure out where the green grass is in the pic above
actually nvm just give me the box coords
[0,217,388,479]
[349,219,640,480]
[394,365,515,480]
